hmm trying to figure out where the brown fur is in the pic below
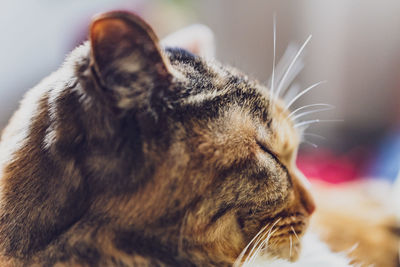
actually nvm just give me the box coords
[0,12,315,266]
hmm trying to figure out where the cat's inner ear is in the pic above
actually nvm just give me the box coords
[161,24,215,59]
[90,11,171,110]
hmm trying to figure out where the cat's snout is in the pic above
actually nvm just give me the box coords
[303,191,316,215]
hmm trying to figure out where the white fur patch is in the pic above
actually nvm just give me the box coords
[243,232,352,267]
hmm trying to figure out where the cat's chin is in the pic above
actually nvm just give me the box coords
[241,234,303,263]
[245,242,302,265]
[256,215,308,262]
[266,240,302,262]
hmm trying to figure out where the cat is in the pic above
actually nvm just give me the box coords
[0,11,316,266]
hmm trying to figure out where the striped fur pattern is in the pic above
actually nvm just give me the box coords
[0,12,315,266]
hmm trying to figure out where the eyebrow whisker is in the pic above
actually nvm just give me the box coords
[303,132,326,140]
[285,81,327,110]
[291,106,335,121]
[294,119,343,128]
[275,35,312,99]
[288,103,334,118]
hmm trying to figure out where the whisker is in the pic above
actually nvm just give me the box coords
[245,227,273,265]
[270,44,303,97]
[279,62,304,99]
[294,119,343,128]
[275,35,312,99]
[270,13,277,99]
[246,221,280,263]
[302,140,318,148]
[257,227,280,257]
[241,232,270,266]
[245,218,281,265]
[247,227,278,265]
[285,81,327,110]
[291,106,335,121]
[283,83,300,104]
[266,218,281,241]
[303,132,326,140]
[347,243,359,254]
[291,226,300,242]
[289,103,334,118]
[244,226,272,263]
[264,227,279,248]
[271,44,299,85]
[233,223,270,267]
[289,235,293,259]
[296,124,311,138]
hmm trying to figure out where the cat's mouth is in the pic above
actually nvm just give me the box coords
[235,213,308,264]
[263,219,306,262]
[265,213,308,261]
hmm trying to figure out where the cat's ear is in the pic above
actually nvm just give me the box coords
[161,24,215,59]
[89,11,172,111]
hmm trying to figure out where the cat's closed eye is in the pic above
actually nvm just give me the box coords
[256,140,274,155]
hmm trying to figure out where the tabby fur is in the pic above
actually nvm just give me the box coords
[0,12,315,266]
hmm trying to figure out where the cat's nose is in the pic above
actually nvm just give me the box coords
[293,168,316,215]
[301,186,316,215]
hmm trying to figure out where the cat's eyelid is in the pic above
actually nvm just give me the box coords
[255,126,275,153]
[255,140,290,177]
[255,140,277,158]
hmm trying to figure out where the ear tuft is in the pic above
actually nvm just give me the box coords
[89,11,171,111]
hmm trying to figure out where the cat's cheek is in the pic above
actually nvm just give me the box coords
[255,150,271,165]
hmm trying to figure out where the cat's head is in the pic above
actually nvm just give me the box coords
[87,11,315,263]
[0,11,315,265]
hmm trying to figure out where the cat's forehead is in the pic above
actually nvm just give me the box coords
[164,47,299,157]
[165,48,290,118]
[165,47,271,118]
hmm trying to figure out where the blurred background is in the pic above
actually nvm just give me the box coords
[2,0,400,184]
